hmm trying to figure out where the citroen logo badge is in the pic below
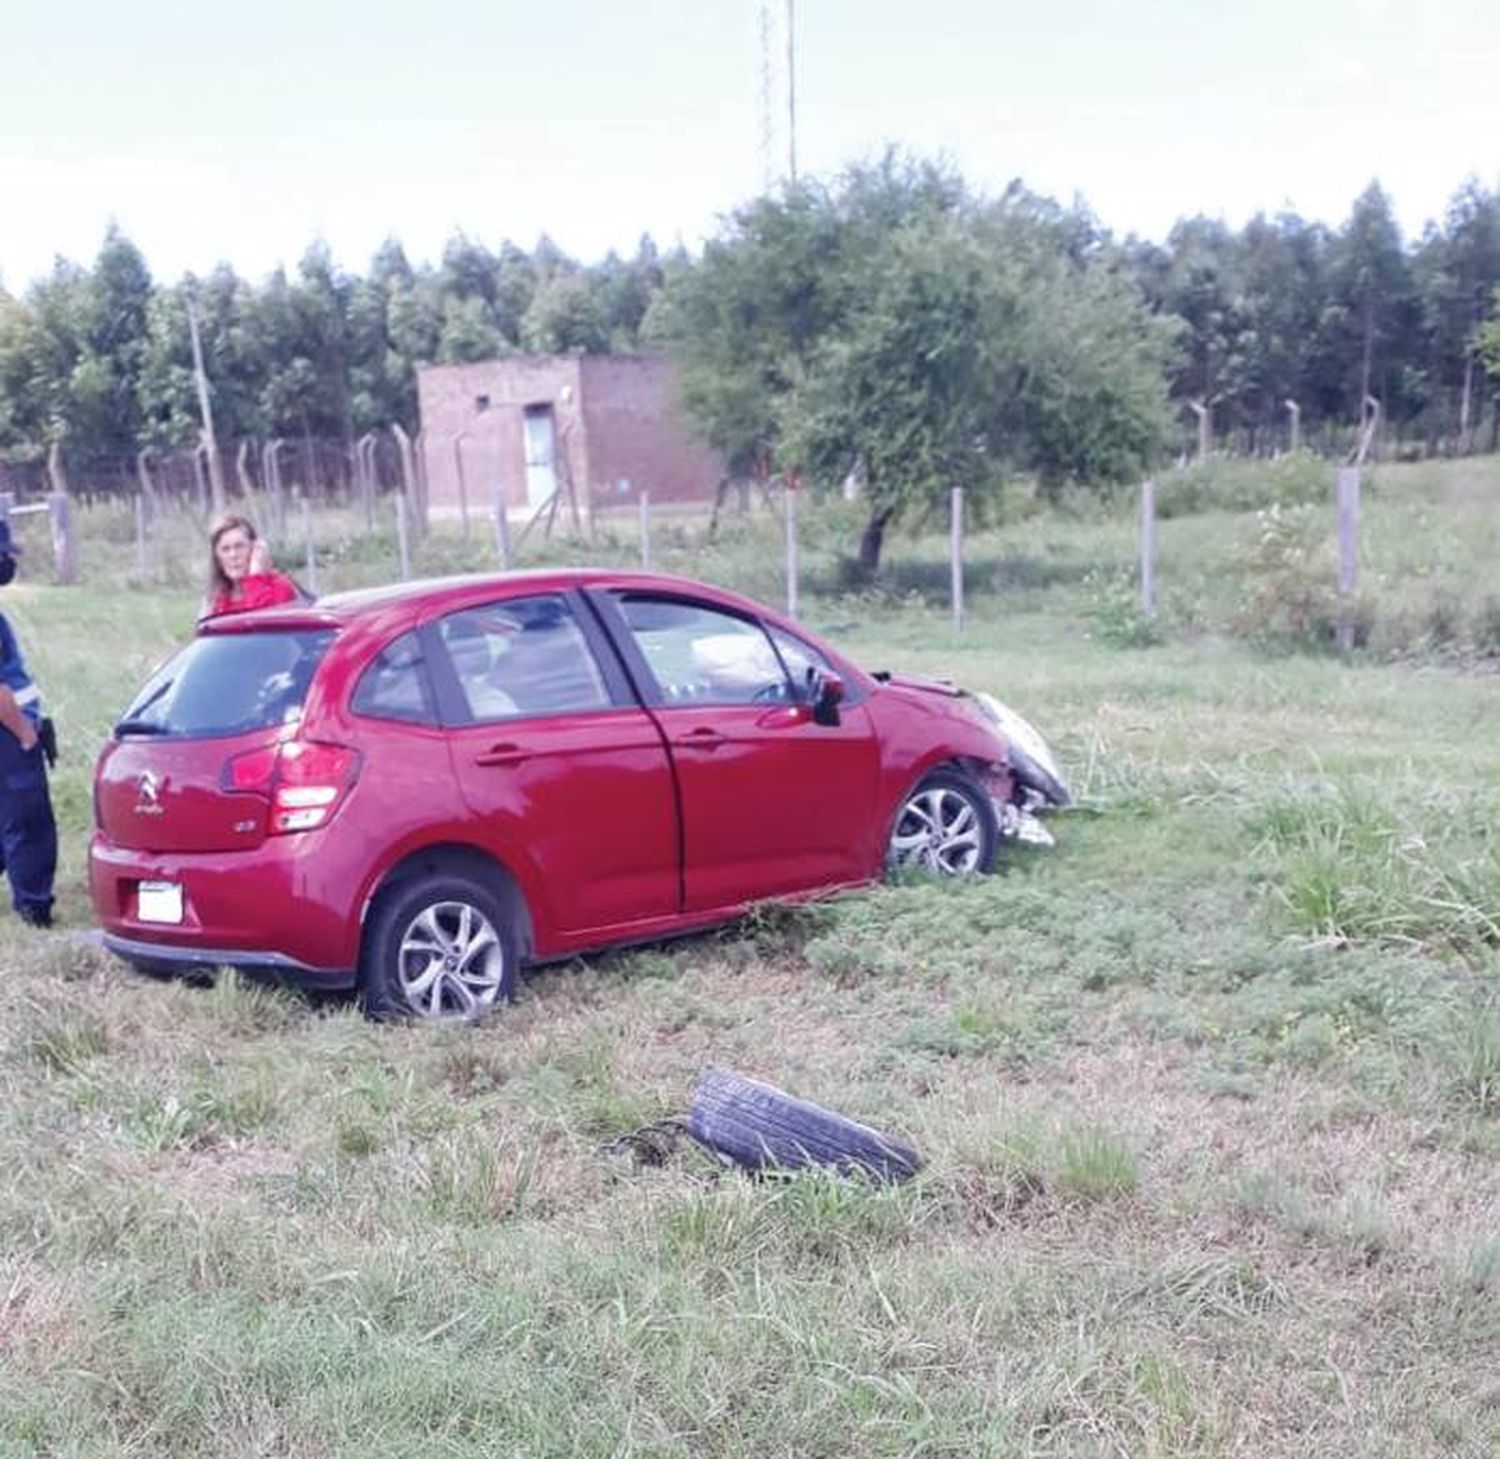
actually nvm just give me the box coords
[135,771,165,816]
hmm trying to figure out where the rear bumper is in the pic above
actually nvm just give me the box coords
[101,932,355,990]
[89,831,366,979]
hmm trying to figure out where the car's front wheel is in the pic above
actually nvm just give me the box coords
[888,769,998,877]
[360,870,519,1021]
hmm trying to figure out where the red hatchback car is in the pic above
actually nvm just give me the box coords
[91,570,1020,1019]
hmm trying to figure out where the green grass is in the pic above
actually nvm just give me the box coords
[0,460,1498,1453]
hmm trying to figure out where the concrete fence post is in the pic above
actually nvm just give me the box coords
[395,490,412,581]
[354,433,377,531]
[191,445,209,515]
[135,493,149,580]
[262,439,287,537]
[1284,400,1301,455]
[493,490,512,570]
[785,480,799,619]
[301,496,317,596]
[1139,479,1157,618]
[950,486,964,636]
[1189,400,1211,462]
[1336,466,1360,652]
[48,493,77,583]
[452,434,472,539]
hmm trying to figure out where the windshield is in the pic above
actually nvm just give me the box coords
[117,630,336,739]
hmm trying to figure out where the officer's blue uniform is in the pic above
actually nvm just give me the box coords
[0,609,57,925]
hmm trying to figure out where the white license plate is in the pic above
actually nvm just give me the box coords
[137,880,184,925]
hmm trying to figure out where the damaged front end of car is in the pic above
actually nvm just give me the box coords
[966,691,1072,847]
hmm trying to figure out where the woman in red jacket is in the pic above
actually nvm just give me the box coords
[204,514,303,617]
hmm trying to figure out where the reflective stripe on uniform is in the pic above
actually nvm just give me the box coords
[13,684,40,709]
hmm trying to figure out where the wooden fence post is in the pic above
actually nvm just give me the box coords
[950,486,964,636]
[639,490,651,570]
[1139,478,1157,618]
[1284,400,1301,455]
[1336,466,1360,652]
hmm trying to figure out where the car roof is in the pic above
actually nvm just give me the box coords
[197,568,786,636]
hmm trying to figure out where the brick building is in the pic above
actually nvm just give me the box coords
[416,354,722,521]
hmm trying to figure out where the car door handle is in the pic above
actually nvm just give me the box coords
[673,726,726,750]
[475,742,528,768]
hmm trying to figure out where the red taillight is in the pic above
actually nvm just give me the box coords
[222,739,361,834]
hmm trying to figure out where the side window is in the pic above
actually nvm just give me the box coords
[351,631,437,724]
[438,595,610,722]
[620,597,790,706]
[767,624,836,702]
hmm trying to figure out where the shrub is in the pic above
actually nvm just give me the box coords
[1231,503,1370,650]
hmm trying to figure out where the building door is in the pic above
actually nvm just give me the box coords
[522,405,557,510]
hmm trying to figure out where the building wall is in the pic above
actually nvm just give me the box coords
[416,357,585,518]
[578,356,722,510]
[416,354,720,520]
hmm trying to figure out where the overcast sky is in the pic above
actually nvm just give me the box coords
[2,0,1496,290]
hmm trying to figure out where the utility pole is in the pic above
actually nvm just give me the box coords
[785,0,798,183]
[758,2,776,191]
[186,292,226,513]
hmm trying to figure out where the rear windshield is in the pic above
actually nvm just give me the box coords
[116,630,336,739]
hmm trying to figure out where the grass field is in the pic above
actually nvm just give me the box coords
[1,460,1497,1455]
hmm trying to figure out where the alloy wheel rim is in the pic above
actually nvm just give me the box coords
[397,900,505,1018]
[890,787,982,875]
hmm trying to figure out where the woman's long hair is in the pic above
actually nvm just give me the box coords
[206,513,260,599]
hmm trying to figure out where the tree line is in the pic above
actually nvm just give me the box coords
[2,157,1498,519]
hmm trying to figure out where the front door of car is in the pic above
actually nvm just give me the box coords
[432,592,679,937]
[596,592,882,913]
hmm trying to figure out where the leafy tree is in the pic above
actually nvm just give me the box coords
[661,157,1172,570]
[1477,288,1500,380]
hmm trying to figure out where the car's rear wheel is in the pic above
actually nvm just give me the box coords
[360,870,519,1021]
[888,769,998,877]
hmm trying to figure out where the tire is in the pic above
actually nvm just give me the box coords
[359,869,519,1022]
[687,1069,922,1182]
[888,768,999,877]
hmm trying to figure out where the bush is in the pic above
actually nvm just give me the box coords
[1231,503,1369,650]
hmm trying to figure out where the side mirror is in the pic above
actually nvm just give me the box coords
[810,670,844,726]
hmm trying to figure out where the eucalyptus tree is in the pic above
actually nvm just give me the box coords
[1327,182,1421,423]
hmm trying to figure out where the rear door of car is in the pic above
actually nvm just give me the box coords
[587,589,882,913]
[430,590,680,937]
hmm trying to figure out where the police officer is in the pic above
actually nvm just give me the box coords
[0,519,57,928]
